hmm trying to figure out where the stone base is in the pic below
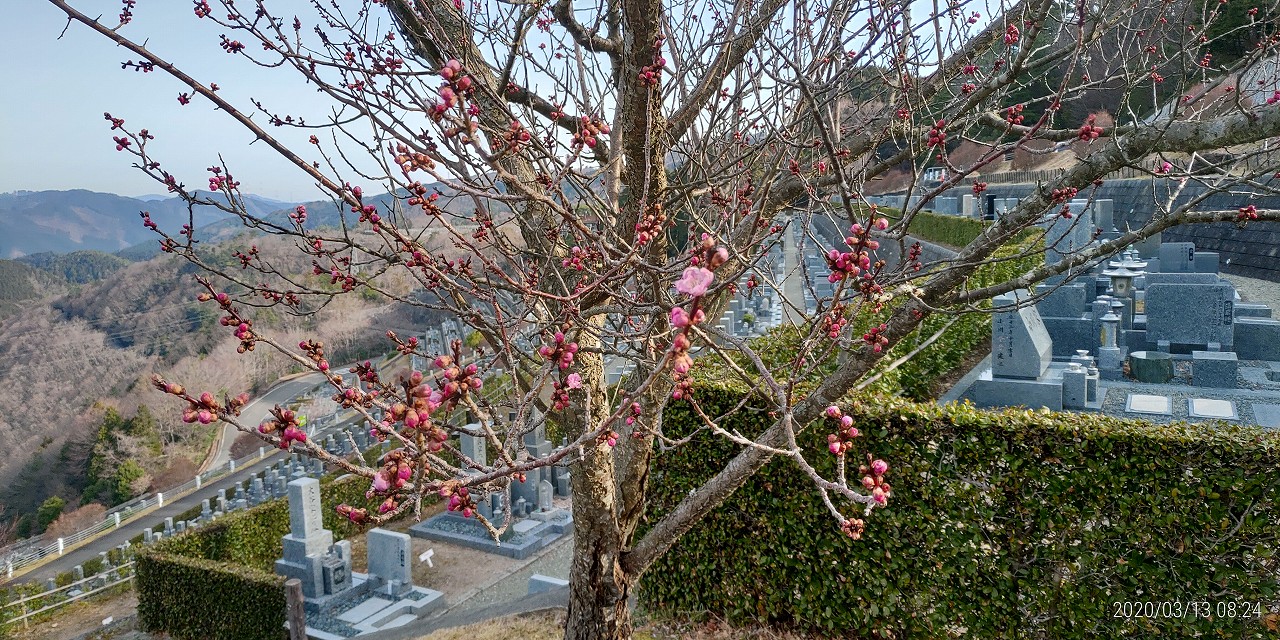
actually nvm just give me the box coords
[964,366,1065,411]
[408,510,573,560]
[1191,351,1238,388]
[300,573,445,639]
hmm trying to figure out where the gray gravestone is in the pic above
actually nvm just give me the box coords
[164,518,175,536]
[367,528,413,597]
[1035,283,1087,318]
[538,480,554,512]
[1158,242,1195,273]
[201,499,212,519]
[73,565,84,581]
[275,478,334,598]
[991,291,1054,379]
[459,428,486,467]
[1146,283,1235,347]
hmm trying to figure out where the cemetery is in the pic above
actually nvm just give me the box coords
[408,421,574,559]
[941,196,1280,429]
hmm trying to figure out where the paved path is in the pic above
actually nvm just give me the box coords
[20,449,282,584]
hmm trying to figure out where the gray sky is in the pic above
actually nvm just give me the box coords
[2,1,337,202]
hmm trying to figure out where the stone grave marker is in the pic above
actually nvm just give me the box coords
[366,528,413,597]
[991,291,1053,379]
[538,480,554,512]
[1146,283,1234,348]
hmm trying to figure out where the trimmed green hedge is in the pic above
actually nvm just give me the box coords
[641,386,1280,638]
[137,475,376,639]
[137,552,285,640]
[726,235,1041,401]
[906,210,988,248]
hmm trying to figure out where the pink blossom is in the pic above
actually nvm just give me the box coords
[670,306,691,328]
[871,459,889,476]
[674,266,714,297]
[372,473,390,492]
[566,373,583,389]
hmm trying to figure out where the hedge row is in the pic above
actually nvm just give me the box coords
[732,234,1040,401]
[641,385,1280,638]
[137,475,375,640]
[906,210,988,248]
[137,552,285,640]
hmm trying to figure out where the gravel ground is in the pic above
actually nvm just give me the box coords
[1220,272,1280,312]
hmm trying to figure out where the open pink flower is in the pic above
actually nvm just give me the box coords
[566,373,583,389]
[670,307,691,328]
[674,266,714,297]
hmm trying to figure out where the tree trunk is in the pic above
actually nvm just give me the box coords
[564,515,634,640]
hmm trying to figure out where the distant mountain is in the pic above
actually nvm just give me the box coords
[0,190,299,259]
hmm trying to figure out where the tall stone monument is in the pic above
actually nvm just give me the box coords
[275,478,353,601]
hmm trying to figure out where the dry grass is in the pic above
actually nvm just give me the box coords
[410,611,819,640]
[415,611,565,640]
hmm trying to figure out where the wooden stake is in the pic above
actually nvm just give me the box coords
[285,578,306,640]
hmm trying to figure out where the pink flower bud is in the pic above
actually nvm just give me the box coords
[871,459,889,476]
[829,442,842,454]
[841,415,854,428]
[825,405,841,418]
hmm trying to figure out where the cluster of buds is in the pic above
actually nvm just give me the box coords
[862,323,889,353]
[840,517,867,540]
[538,332,580,370]
[1157,160,1173,174]
[207,167,240,192]
[824,405,862,456]
[1200,53,1213,68]
[821,306,848,340]
[1003,24,1020,45]
[220,36,246,54]
[1004,103,1025,125]
[405,181,441,210]
[861,457,892,506]
[257,406,308,449]
[197,286,258,353]
[1238,204,1259,222]
[113,136,131,151]
[432,59,472,118]
[336,503,369,524]
[638,55,665,86]
[635,203,668,246]
[1049,186,1078,204]
[1150,68,1164,84]
[572,116,610,149]
[598,430,619,448]
[960,82,976,94]
[551,380,572,411]
[441,484,477,518]
[193,0,211,18]
[624,401,642,428]
[369,449,413,496]
[561,245,601,271]
[394,143,435,175]
[962,64,978,75]
[972,182,988,196]
[926,120,946,147]
[1078,114,1103,142]
[826,247,871,283]
[503,120,531,152]
[908,241,924,272]
[298,338,331,373]
[291,205,307,225]
[434,350,482,409]
[668,235,730,400]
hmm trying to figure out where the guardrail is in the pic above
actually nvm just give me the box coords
[1,560,135,629]
[0,362,508,582]
[1,445,276,582]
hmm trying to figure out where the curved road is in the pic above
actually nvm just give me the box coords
[18,356,404,585]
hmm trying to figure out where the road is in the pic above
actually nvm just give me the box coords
[20,449,283,584]
[206,374,325,470]
[17,357,404,585]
